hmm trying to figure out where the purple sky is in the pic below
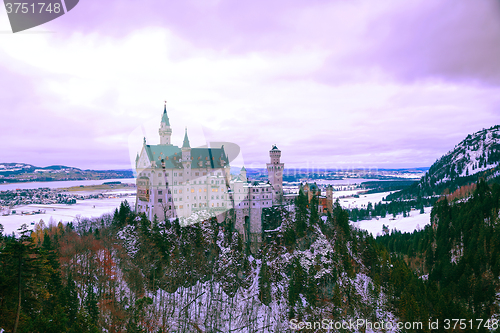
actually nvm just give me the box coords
[1,0,500,170]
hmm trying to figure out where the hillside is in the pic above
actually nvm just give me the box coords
[0,195,417,332]
[2,188,498,331]
[388,125,500,200]
[377,180,500,325]
[0,163,133,183]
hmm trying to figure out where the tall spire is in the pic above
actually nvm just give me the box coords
[182,127,190,148]
[161,101,170,126]
[159,101,172,145]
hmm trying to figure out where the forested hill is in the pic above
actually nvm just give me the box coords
[0,192,442,332]
[377,180,500,326]
[0,162,133,183]
[388,125,500,200]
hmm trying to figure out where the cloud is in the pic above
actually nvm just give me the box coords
[320,0,500,85]
[0,0,499,170]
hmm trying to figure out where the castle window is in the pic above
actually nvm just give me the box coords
[179,189,182,194]
[158,190,162,195]
[169,198,171,202]
[179,173,183,176]
[174,189,177,194]
[222,203,224,206]
[195,172,199,176]
[174,198,177,201]
[180,205,183,209]
[158,198,162,203]
[211,196,214,199]
[199,189,202,192]
[253,203,255,206]
[204,189,207,192]
[191,189,195,193]
[174,172,177,176]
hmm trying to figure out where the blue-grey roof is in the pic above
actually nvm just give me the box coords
[161,105,170,126]
[182,128,190,148]
[145,145,229,169]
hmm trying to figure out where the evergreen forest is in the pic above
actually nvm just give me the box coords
[0,182,499,332]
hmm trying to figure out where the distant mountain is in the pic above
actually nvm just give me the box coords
[388,125,500,200]
[0,163,134,184]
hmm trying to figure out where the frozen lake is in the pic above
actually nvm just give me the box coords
[0,178,137,191]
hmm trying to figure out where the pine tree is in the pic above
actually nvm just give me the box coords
[259,259,271,305]
[295,188,308,238]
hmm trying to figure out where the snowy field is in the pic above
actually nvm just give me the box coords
[1,195,135,236]
[338,191,394,209]
[336,191,432,236]
[351,207,432,237]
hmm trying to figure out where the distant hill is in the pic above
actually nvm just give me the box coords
[388,125,500,200]
[0,163,134,184]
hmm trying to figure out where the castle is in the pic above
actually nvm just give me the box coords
[135,104,291,245]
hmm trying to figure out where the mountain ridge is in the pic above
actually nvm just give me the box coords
[388,125,500,200]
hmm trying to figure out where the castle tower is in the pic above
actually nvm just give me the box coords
[159,103,173,145]
[267,145,284,199]
[181,127,191,166]
[240,166,247,182]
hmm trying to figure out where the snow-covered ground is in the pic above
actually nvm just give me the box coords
[337,191,393,209]
[0,195,136,236]
[351,207,431,237]
[333,191,432,236]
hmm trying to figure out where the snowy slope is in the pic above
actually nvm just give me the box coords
[426,125,500,182]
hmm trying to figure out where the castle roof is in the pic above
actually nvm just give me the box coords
[182,128,190,148]
[144,144,229,169]
[161,104,170,126]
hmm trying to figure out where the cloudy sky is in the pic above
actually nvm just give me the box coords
[1,0,499,171]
